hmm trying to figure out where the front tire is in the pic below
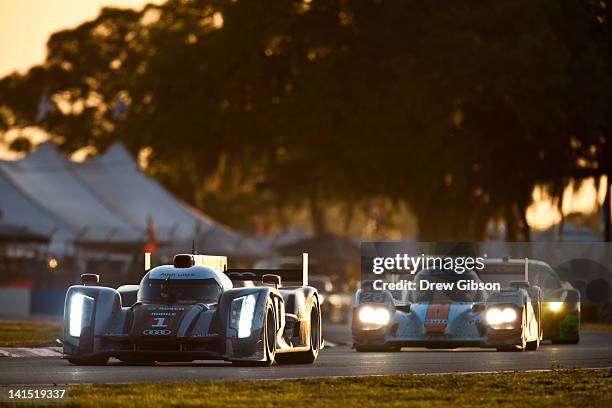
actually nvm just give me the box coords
[525,337,540,350]
[526,317,541,351]
[232,299,276,367]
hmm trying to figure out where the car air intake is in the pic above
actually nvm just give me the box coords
[173,254,194,268]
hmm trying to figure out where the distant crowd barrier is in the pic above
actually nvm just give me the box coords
[0,287,66,316]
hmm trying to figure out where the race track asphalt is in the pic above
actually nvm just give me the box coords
[1,326,611,385]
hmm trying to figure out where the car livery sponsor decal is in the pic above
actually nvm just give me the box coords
[131,305,188,337]
[424,302,451,334]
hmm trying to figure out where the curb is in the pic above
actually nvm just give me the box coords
[0,347,62,358]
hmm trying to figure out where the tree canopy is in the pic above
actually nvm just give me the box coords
[1,0,610,240]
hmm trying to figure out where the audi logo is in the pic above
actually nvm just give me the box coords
[142,329,172,336]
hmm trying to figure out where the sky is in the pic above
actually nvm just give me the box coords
[0,0,159,77]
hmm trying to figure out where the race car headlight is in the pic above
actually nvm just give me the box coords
[548,301,563,312]
[230,294,257,338]
[358,305,391,326]
[69,293,94,338]
[486,307,518,328]
[69,294,84,337]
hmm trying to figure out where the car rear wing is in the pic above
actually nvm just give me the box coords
[478,257,530,286]
[144,252,309,286]
[226,253,309,286]
[145,252,228,272]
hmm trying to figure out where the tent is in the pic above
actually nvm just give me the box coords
[0,143,140,246]
[0,142,265,257]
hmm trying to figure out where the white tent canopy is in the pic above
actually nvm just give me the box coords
[0,142,265,256]
[72,143,213,242]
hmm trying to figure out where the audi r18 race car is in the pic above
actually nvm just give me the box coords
[352,266,542,352]
[62,252,322,366]
[480,258,580,344]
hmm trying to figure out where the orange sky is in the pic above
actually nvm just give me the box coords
[0,0,160,77]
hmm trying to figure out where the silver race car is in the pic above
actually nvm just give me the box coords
[62,253,322,366]
[352,265,542,352]
[480,258,580,344]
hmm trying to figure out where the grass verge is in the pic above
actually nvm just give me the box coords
[16,368,609,408]
[0,322,62,347]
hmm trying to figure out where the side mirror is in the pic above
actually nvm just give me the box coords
[471,303,486,313]
[262,274,281,288]
[510,280,530,290]
[81,273,99,286]
[396,304,411,313]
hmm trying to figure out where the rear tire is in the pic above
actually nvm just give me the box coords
[276,299,321,364]
[525,337,539,350]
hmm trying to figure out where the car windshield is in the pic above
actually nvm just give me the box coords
[411,269,487,302]
[529,265,561,290]
[479,263,561,290]
[139,278,222,304]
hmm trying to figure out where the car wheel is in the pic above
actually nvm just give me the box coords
[525,337,540,350]
[263,305,277,365]
[276,298,321,364]
[526,319,541,351]
[67,356,109,365]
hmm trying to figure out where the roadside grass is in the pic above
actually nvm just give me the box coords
[0,322,62,347]
[31,369,610,408]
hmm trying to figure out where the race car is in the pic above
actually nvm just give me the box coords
[480,258,580,344]
[62,252,322,366]
[352,266,542,352]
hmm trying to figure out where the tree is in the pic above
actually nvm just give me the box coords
[1,0,609,240]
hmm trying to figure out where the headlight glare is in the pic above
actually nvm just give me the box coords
[486,307,518,326]
[69,293,84,337]
[231,294,257,338]
[548,301,563,312]
[358,305,391,325]
[501,307,517,322]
